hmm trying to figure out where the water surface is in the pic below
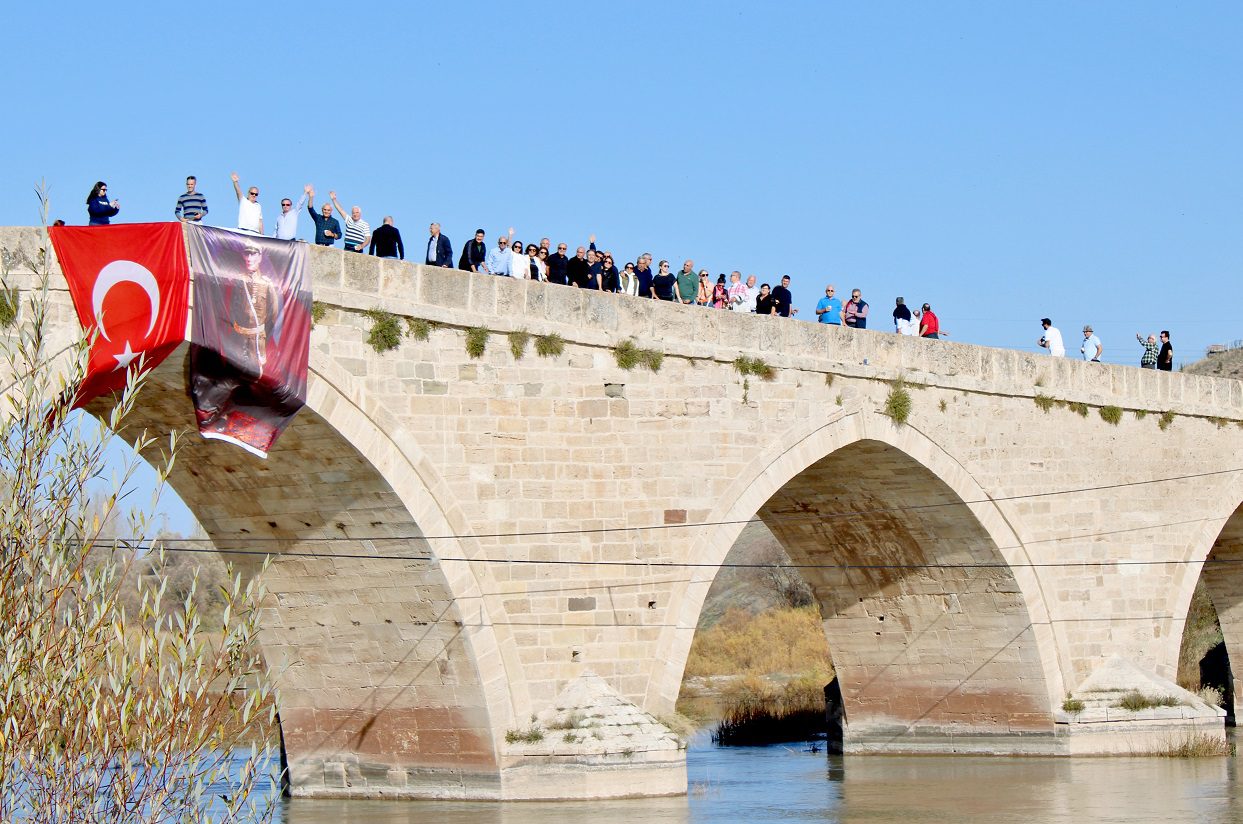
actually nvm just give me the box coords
[278,737,1243,823]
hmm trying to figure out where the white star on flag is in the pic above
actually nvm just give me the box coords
[112,341,142,371]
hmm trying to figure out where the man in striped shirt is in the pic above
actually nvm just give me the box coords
[328,191,370,253]
[174,175,208,222]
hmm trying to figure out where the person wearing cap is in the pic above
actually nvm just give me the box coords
[229,238,279,377]
[1158,331,1174,371]
[1081,325,1102,362]
[1038,318,1065,357]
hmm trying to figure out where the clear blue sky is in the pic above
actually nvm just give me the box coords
[6,1,1240,371]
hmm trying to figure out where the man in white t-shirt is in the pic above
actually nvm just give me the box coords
[230,172,263,235]
[1038,318,1065,357]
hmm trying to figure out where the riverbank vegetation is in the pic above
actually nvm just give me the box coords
[0,221,277,820]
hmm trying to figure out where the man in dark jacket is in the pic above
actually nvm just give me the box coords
[546,242,570,284]
[369,216,405,259]
[425,223,452,267]
[566,245,590,288]
[459,229,487,271]
[771,275,795,317]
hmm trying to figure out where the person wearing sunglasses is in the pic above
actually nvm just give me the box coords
[230,171,264,235]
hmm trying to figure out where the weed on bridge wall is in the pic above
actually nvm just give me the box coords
[614,338,663,372]
[465,326,490,359]
[365,309,403,353]
[1098,405,1123,425]
[534,332,565,357]
[508,329,531,360]
[405,316,432,341]
[733,356,775,381]
[882,378,912,424]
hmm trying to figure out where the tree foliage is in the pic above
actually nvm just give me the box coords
[0,208,278,821]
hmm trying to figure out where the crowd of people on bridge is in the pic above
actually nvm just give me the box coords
[74,175,1174,366]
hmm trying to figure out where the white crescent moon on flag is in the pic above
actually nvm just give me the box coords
[91,260,160,342]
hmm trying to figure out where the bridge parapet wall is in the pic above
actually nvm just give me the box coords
[304,242,1242,420]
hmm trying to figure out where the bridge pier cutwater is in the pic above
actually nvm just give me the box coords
[4,225,1241,799]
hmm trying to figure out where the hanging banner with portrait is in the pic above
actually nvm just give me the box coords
[48,222,190,407]
[185,225,311,458]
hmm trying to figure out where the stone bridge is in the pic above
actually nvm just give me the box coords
[3,226,1242,800]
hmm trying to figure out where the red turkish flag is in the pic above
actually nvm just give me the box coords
[48,223,190,406]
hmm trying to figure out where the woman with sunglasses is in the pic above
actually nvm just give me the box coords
[618,262,639,296]
[86,181,119,226]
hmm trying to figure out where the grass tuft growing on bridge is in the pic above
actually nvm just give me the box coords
[1113,691,1184,711]
[508,329,531,360]
[1068,401,1090,417]
[1098,405,1123,425]
[1134,409,1148,420]
[505,727,545,744]
[1033,393,1058,413]
[465,326,490,359]
[734,356,776,381]
[1061,696,1085,713]
[405,317,432,341]
[1158,410,1177,430]
[535,332,565,358]
[365,309,402,353]
[615,339,663,372]
[882,378,912,424]
[310,300,327,326]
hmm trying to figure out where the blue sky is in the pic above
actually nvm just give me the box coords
[6,2,1240,368]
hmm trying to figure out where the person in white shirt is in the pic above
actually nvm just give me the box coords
[230,172,263,235]
[1038,318,1066,357]
[740,275,759,313]
[509,237,530,279]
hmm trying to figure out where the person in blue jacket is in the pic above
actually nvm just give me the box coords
[86,181,119,225]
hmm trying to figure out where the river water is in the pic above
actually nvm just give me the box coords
[275,735,1243,823]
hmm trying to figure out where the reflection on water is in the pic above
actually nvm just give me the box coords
[279,736,1243,824]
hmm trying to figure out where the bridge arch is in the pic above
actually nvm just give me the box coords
[1170,479,1243,724]
[99,345,518,797]
[653,407,1064,750]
